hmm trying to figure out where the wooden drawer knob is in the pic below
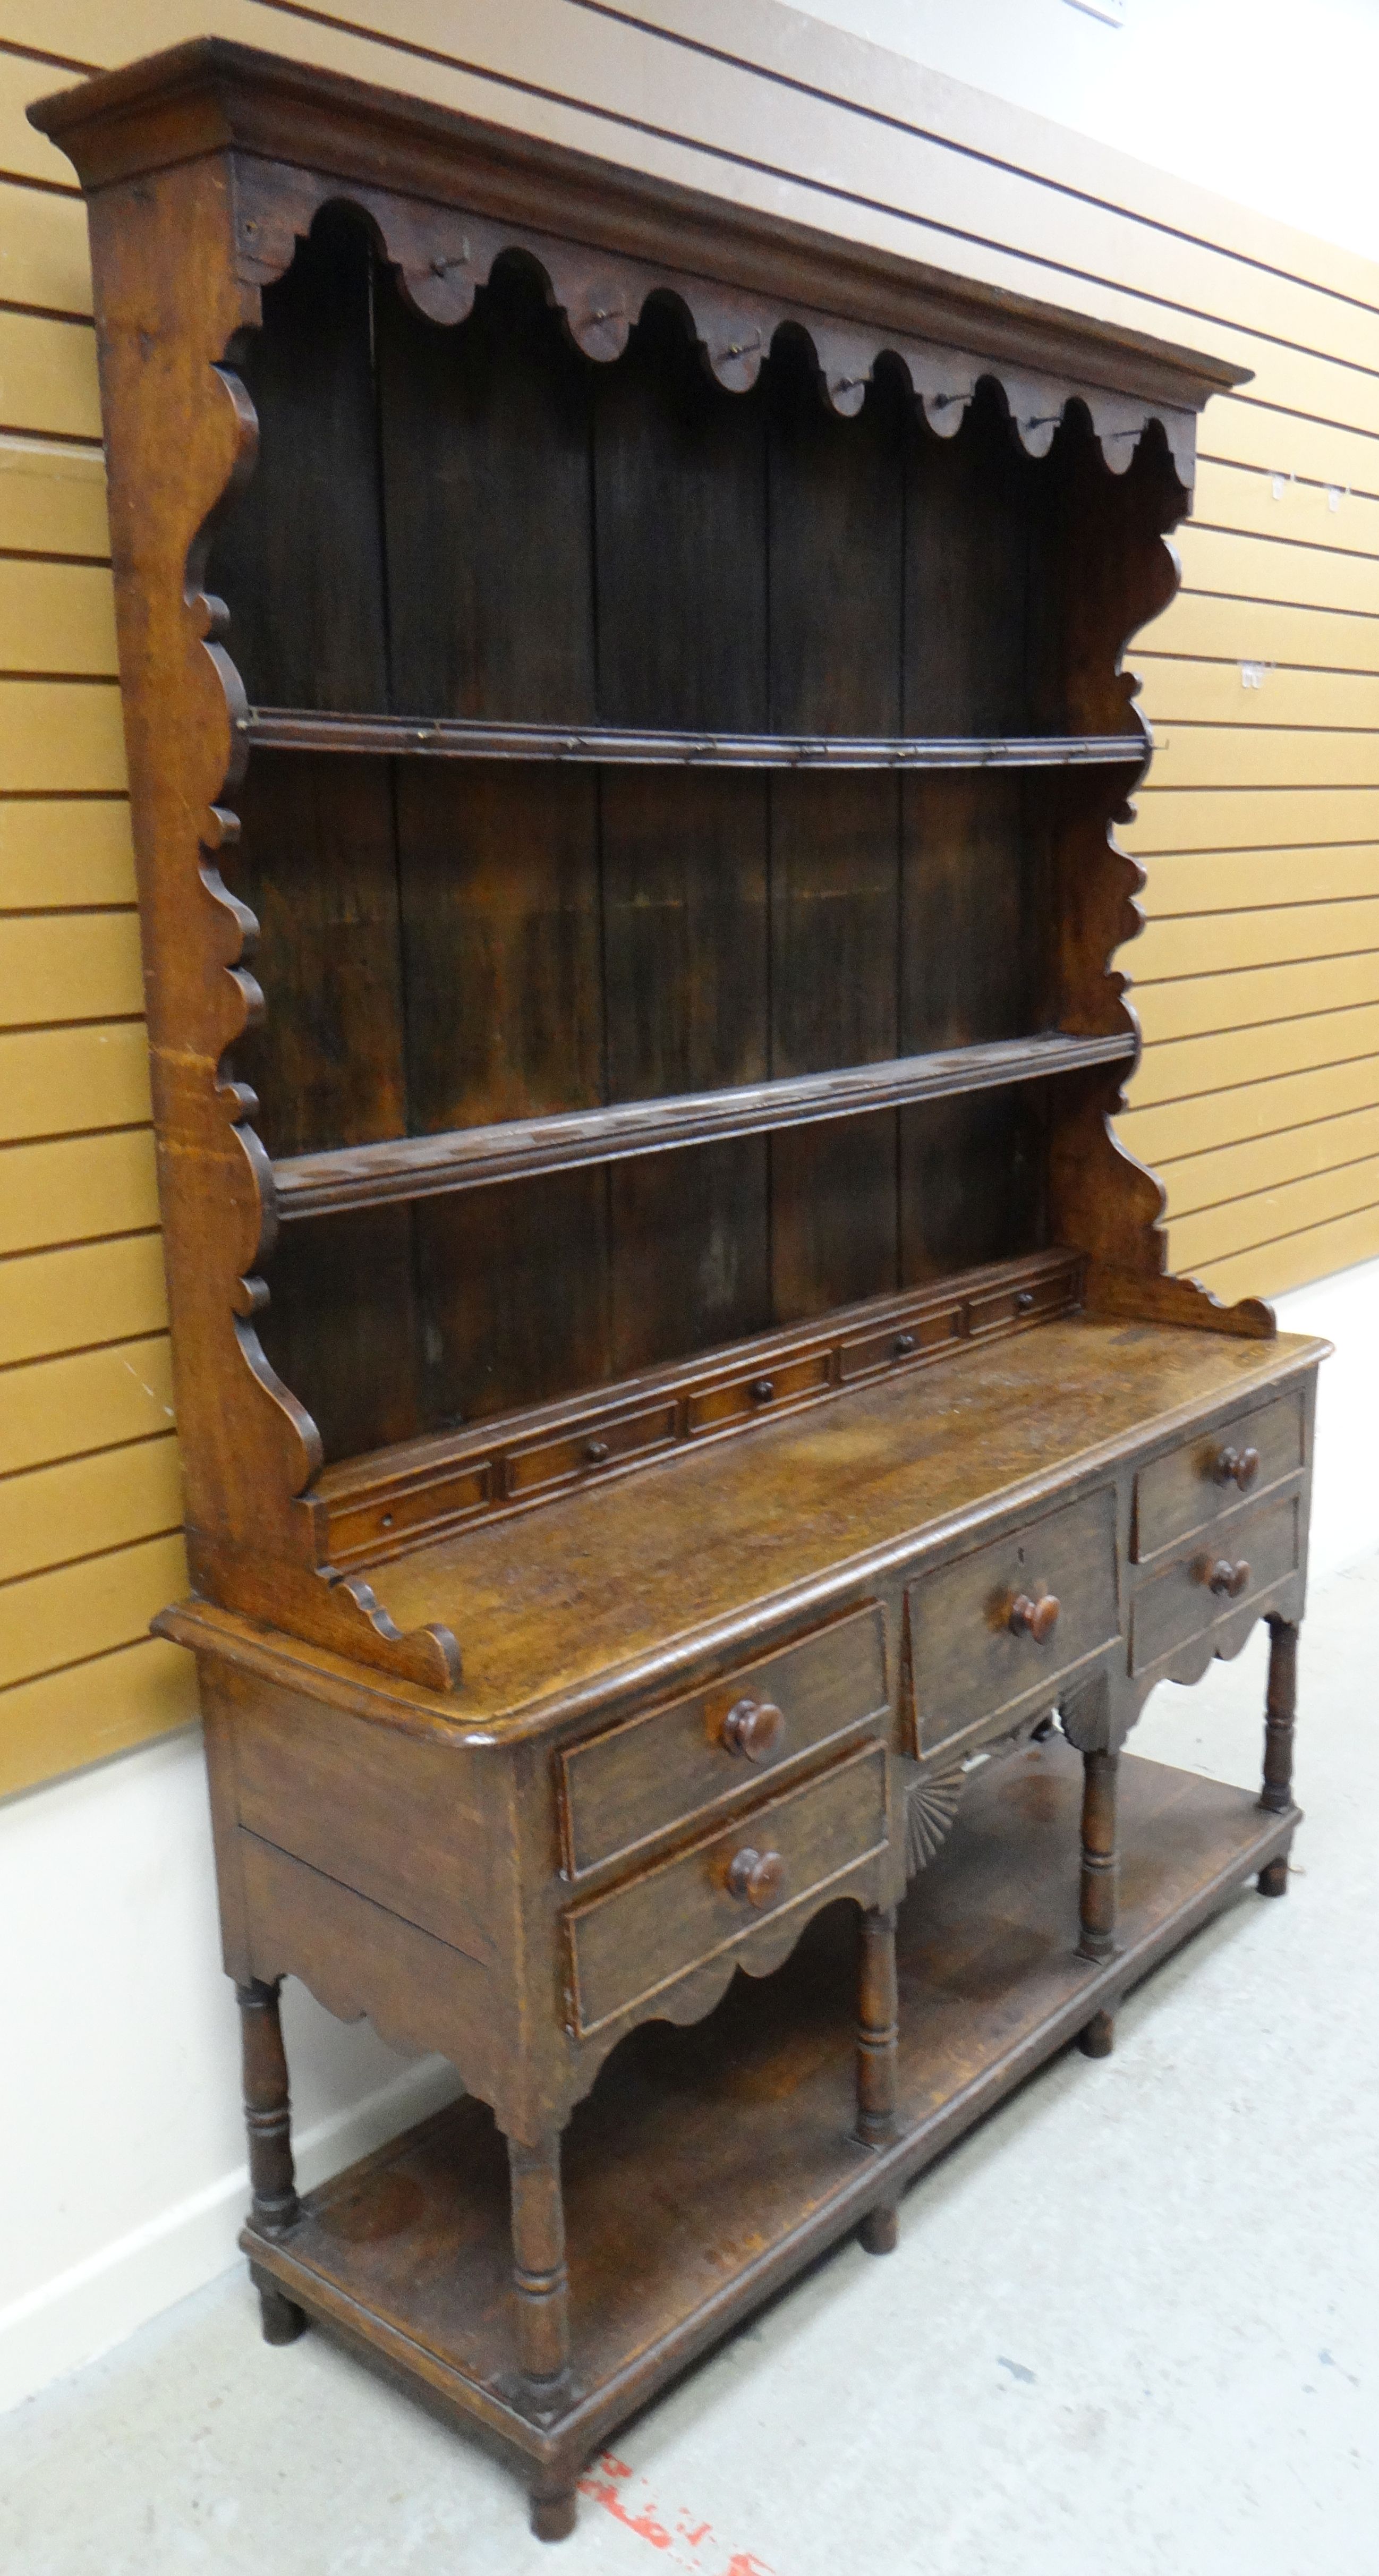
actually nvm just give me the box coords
[1199,1556,1251,1599]
[1008,1592,1060,1643]
[726,1846,786,1908]
[1213,1444,1260,1492]
[720,1696,786,1762]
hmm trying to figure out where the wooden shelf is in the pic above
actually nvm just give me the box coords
[240,707,1148,771]
[242,1743,1298,2493]
[272,1031,1135,1221]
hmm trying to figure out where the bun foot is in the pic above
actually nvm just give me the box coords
[858,2201,898,2256]
[1077,2009,1115,2059]
[253,2271,307,2345]
[1258,1855,1289,1899]
[530,2481,578,2541]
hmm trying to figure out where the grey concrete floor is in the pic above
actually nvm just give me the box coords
[5,1553,1377,2576]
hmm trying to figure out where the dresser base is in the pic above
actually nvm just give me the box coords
[243,1739,1297,2532]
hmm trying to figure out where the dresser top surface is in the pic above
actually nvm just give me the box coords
[335,1316,1322,1731]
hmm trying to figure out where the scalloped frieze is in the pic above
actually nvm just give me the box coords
[229,161,1197,484]
[556,1865,886,2119]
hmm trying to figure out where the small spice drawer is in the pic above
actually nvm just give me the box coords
[967,1267,1071,1337]
[559,1600,887,1877]
[564,1740,888,2035]
[687,1348,831,1433]
[1132,1390,1304,1562]
[1130,1489,1299,1676]
[909,1487,1119,1754]
[507,1399,678,1500]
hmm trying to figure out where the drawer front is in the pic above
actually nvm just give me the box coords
[687,1347,831,1434]
[838,1297,965,1383]
[1130,1490,1299,1676]
[1133,1391,1304,1562]
[508,1398,677,1501]
[565,1742,888,2035]
[909,1488,1120,1754]
[967,1266,1071,1338]
[559,1601,888,1877]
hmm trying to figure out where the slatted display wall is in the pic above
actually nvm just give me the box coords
[2,0,1377,1797]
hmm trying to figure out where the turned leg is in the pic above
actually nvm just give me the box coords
[508,2132,573,2421]
[1258,1614,1298,1897]
[529,2472,580,2544]
[236,1977,305,2344]
[1077,1749,1119,2058]
[855,1905,900,2255]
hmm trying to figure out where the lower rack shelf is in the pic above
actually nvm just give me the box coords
[244,1737,1296,2520]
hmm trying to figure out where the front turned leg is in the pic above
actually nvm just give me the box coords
[508,2132,574,2426]
[1077,1749,1119,2058]
[236,1977,305,2344]
[855,1905,900,2255]
[1258,1614,1299,1897]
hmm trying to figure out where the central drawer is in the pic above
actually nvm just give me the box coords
[564,1741,888,2036]
[909,1487,1120,1755]
[558,1601,887,1877]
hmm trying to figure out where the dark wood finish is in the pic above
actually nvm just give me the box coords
[236,1742,1298,2511]
[1258,1614,1299,1897]
[1077,1748,1119,1968]
[316,1247,1080,1565]
[237,1978,308,2345]
[236,1976,301,2238]
[507,2132,574,2415]
[269,1034,1136,1220]
[240,709,1149,767]
[565,1745,888,2036]
[855,1902,900,2253]
[1133,1390,1304,1560]
[1131,1491,1299,1676]
[907,1485,1120,1758]
[558,1601,886,1877]
[35,39,1326,2540]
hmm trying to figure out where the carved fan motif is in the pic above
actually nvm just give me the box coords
[904,1762,967,1876]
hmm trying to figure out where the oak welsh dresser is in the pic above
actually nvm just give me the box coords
[33,42,1328,2539]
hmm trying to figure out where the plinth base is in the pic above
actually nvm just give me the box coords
[244,1740,1297,2530]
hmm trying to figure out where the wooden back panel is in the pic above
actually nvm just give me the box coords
[207,219,1128,1460]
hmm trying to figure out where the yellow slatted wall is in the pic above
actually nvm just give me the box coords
[2,0,1377,1797]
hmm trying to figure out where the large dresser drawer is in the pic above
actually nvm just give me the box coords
[559,1601,887,1877]
[1133,1391,1304,1562]
[1130,1490,1299,1676]
[909,1488,1119,1754]
[565,1741,888,2036]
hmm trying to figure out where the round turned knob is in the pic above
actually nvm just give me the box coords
[726,1846,786,1909]
[750,1376,775,1404]
[893,1331,917,1357]
[583,1438,610,1465]
[1016,1289,1036,1314]
[720,1695,786,1762]
[1203,1557,1251,1599]
[1008,1592,1060,1643]
[1213,1443,1260,1492]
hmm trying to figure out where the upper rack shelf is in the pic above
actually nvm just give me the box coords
[238,710,1149,772]
[269,1030,1136,1221]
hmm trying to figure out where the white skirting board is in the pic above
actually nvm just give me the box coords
[2,1253,1375,2417]
[0,1729,459,2419]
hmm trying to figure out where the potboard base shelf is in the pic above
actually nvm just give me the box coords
[243,1740,1297,2530]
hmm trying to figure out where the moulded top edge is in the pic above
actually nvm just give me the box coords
[29,37,1250,413]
